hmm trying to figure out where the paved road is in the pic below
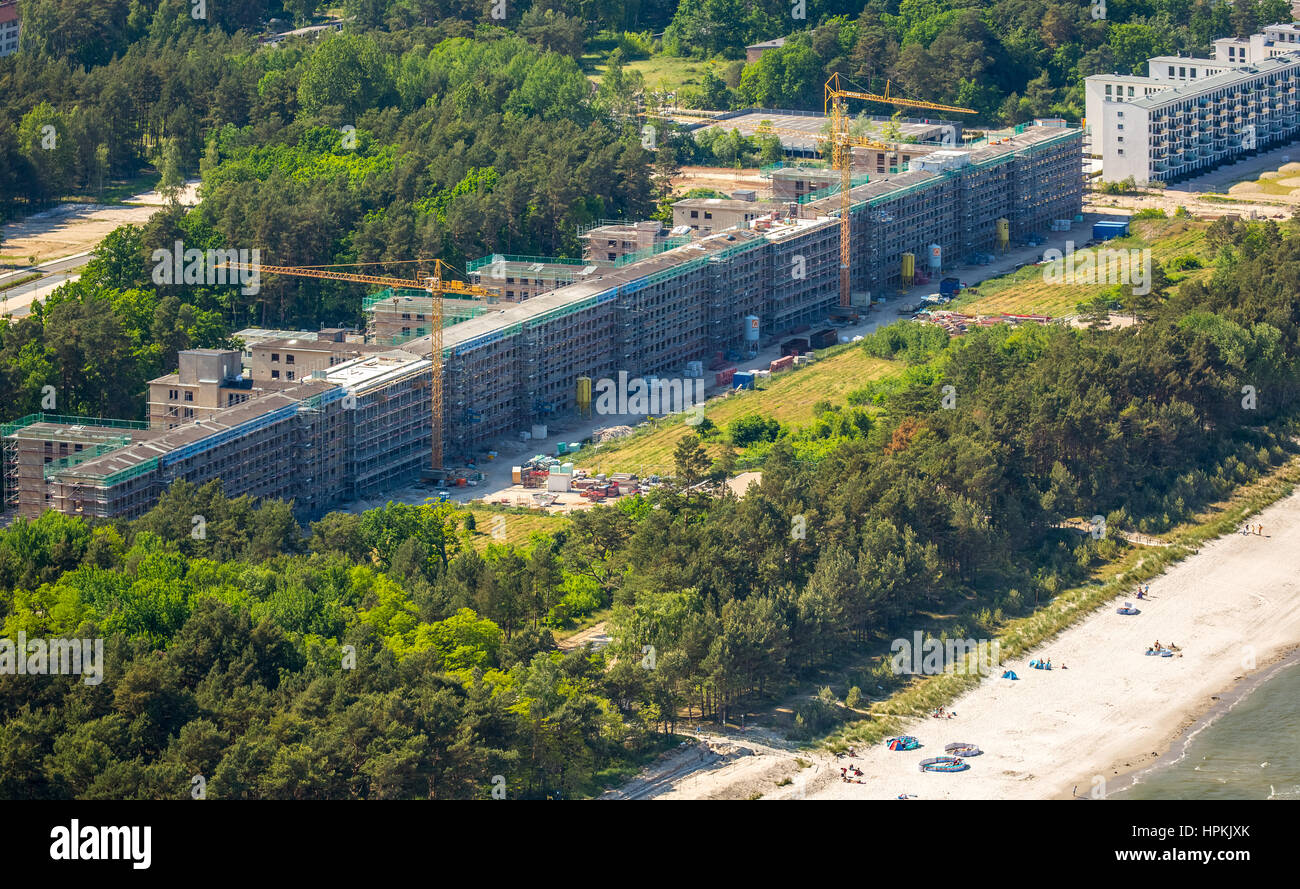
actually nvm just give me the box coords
[0,251,94,317]
[1,180,200,318]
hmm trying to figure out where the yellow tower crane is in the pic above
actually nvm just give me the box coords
[648,79,976,307]
[824,75,977,306]
[236,259,500,477]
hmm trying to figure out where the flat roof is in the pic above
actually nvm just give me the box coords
[1147,56,1239,67]
[252,336,377,353]
[771,166,839,179]
[322,350,429,393]
[235,328,319,341]
[9,422,163,444]
[1090,73,1163,83]
[146,372,298,392]
[1129,53,1300,108]
[761,215,837,243]
[673,198,783,210]
[55,380,336,479]
[583,221,666,234]
[468,259,603,275]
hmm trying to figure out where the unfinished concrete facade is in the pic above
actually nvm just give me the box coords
[804,125,1085,297]
[247,331,385,383]
[147,349,251,430]
[672,197,789,234]
[4,126,1082,523]
[581,220,674,263]
[466,255,613,301]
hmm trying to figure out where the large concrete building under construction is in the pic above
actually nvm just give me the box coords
[4,123,1082,522]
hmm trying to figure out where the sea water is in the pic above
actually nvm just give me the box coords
[1112,659,1300,800]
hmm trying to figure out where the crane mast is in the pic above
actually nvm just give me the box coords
[649,79,975,308]
[237,259,498,477]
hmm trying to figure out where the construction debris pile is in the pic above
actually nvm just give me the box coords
[915,309,1054,336]
[592,425,635,443]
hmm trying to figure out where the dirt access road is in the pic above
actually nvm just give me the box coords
[1,181,201,317]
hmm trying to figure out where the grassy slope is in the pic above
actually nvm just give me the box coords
[953,217,1216,317]
[461,503,569,552]
[582,39,730,97]
[580,347,899,476]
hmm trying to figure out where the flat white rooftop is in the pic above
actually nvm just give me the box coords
[323,350,430,392]
[1129,53,1300,109]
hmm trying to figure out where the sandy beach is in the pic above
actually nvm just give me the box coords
[623,486,1300,800]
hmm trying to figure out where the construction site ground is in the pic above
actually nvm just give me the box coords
[669,165,766,196]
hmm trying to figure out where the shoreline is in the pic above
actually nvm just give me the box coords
[629,482,1300,800]
[802,487,1300,800]
[1096,645,1300,799]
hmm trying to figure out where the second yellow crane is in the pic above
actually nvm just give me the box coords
[649,76,976,306]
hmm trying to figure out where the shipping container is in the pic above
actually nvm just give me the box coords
[1092,219,1129,240]
[781,338,810,356]
[732,372,755,390]
[810,328,839,349]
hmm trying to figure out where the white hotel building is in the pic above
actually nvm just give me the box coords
[1086,23,1300,184]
